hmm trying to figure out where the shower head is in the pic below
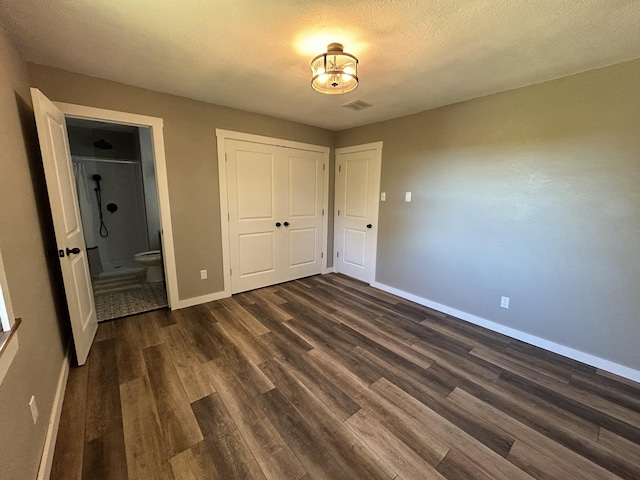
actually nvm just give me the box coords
[93,139,113,150]
[92,174,102,182]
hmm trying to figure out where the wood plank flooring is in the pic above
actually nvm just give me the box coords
[51,274,640,479]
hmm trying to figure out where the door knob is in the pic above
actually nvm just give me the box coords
[66,247,81,255]
[284,221,289,227]
[366,224,372,229]
[275,222,281,227]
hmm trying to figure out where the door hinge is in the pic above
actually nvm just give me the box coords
[323,164,325,171]
[230,268,232,276]
[228,212,230,220]
[321,252,324,259]
[322,209,324,216]
[225,153,228,162]
[337,251,340,258]
[339,165,342,172]
[337,209,340,216]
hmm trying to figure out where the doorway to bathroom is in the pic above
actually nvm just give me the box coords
[66,118,168,321]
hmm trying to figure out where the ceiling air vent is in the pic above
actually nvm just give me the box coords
[342,100,372,111]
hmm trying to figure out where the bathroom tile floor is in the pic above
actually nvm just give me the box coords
[94,280,168,321]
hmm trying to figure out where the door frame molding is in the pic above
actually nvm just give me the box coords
[216,129,331,297]
[56,102,179,309]
[334,141,383,284]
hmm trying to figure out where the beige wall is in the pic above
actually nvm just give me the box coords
[28,64,334,301]
[0,26,68,479]
[337,59,640,371]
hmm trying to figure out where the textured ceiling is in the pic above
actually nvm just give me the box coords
[1,0,639,130]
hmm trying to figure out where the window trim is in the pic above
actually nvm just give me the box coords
[0,245,19,385]
[0,317,20,351]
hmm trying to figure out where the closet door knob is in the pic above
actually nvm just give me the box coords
[283,221,289,227]
[275,222,281,227]
[366,224,372,229]
[66,247,81,255]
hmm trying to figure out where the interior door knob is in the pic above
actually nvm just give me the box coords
[283,221,289,227]
[366,224,372,229]
[275,222,281,227]
[66,247,81,255]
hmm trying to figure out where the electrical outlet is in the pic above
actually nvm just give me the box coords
[200,269,207,280]
[500,296,510,309]
[405,192,412,202]
[29,395,38,424]
[380,192,386,201]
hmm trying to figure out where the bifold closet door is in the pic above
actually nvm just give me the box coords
[226,139,324,293]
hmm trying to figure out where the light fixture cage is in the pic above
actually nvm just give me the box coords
[311,43,359,94]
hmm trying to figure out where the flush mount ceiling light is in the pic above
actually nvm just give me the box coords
[311,43,359,94]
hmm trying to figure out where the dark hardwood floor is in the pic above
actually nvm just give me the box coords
[51,274,640,479]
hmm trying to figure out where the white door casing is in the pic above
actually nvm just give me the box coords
[55,101,179,309]
[31,88,98,365]
[334,142,383,284]
[225,138,325,293]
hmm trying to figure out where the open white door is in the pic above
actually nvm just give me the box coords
[31,88,97,365]
[334,142,382,283]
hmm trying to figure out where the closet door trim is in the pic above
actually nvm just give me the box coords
[216,129,330,297]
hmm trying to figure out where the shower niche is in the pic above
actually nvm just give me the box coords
[67,119,161,280]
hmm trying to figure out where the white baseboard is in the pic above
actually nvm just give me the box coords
[172,290,230,310]
[175,270,339,309]
[371,281,640,383]
[37,344,71,480]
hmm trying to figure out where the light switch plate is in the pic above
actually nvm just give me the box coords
[380,192,386,201]
[405,192,412,202]
[29,395,38,424]
[500,296,510,309]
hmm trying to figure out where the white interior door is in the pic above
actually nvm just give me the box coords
[281,149,324,283]
[31,88,97,365]
[226,140,282,293]
[226,140,325,293]
[334,143,382,283]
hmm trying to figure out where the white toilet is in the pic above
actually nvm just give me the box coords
[134,250,163,282]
